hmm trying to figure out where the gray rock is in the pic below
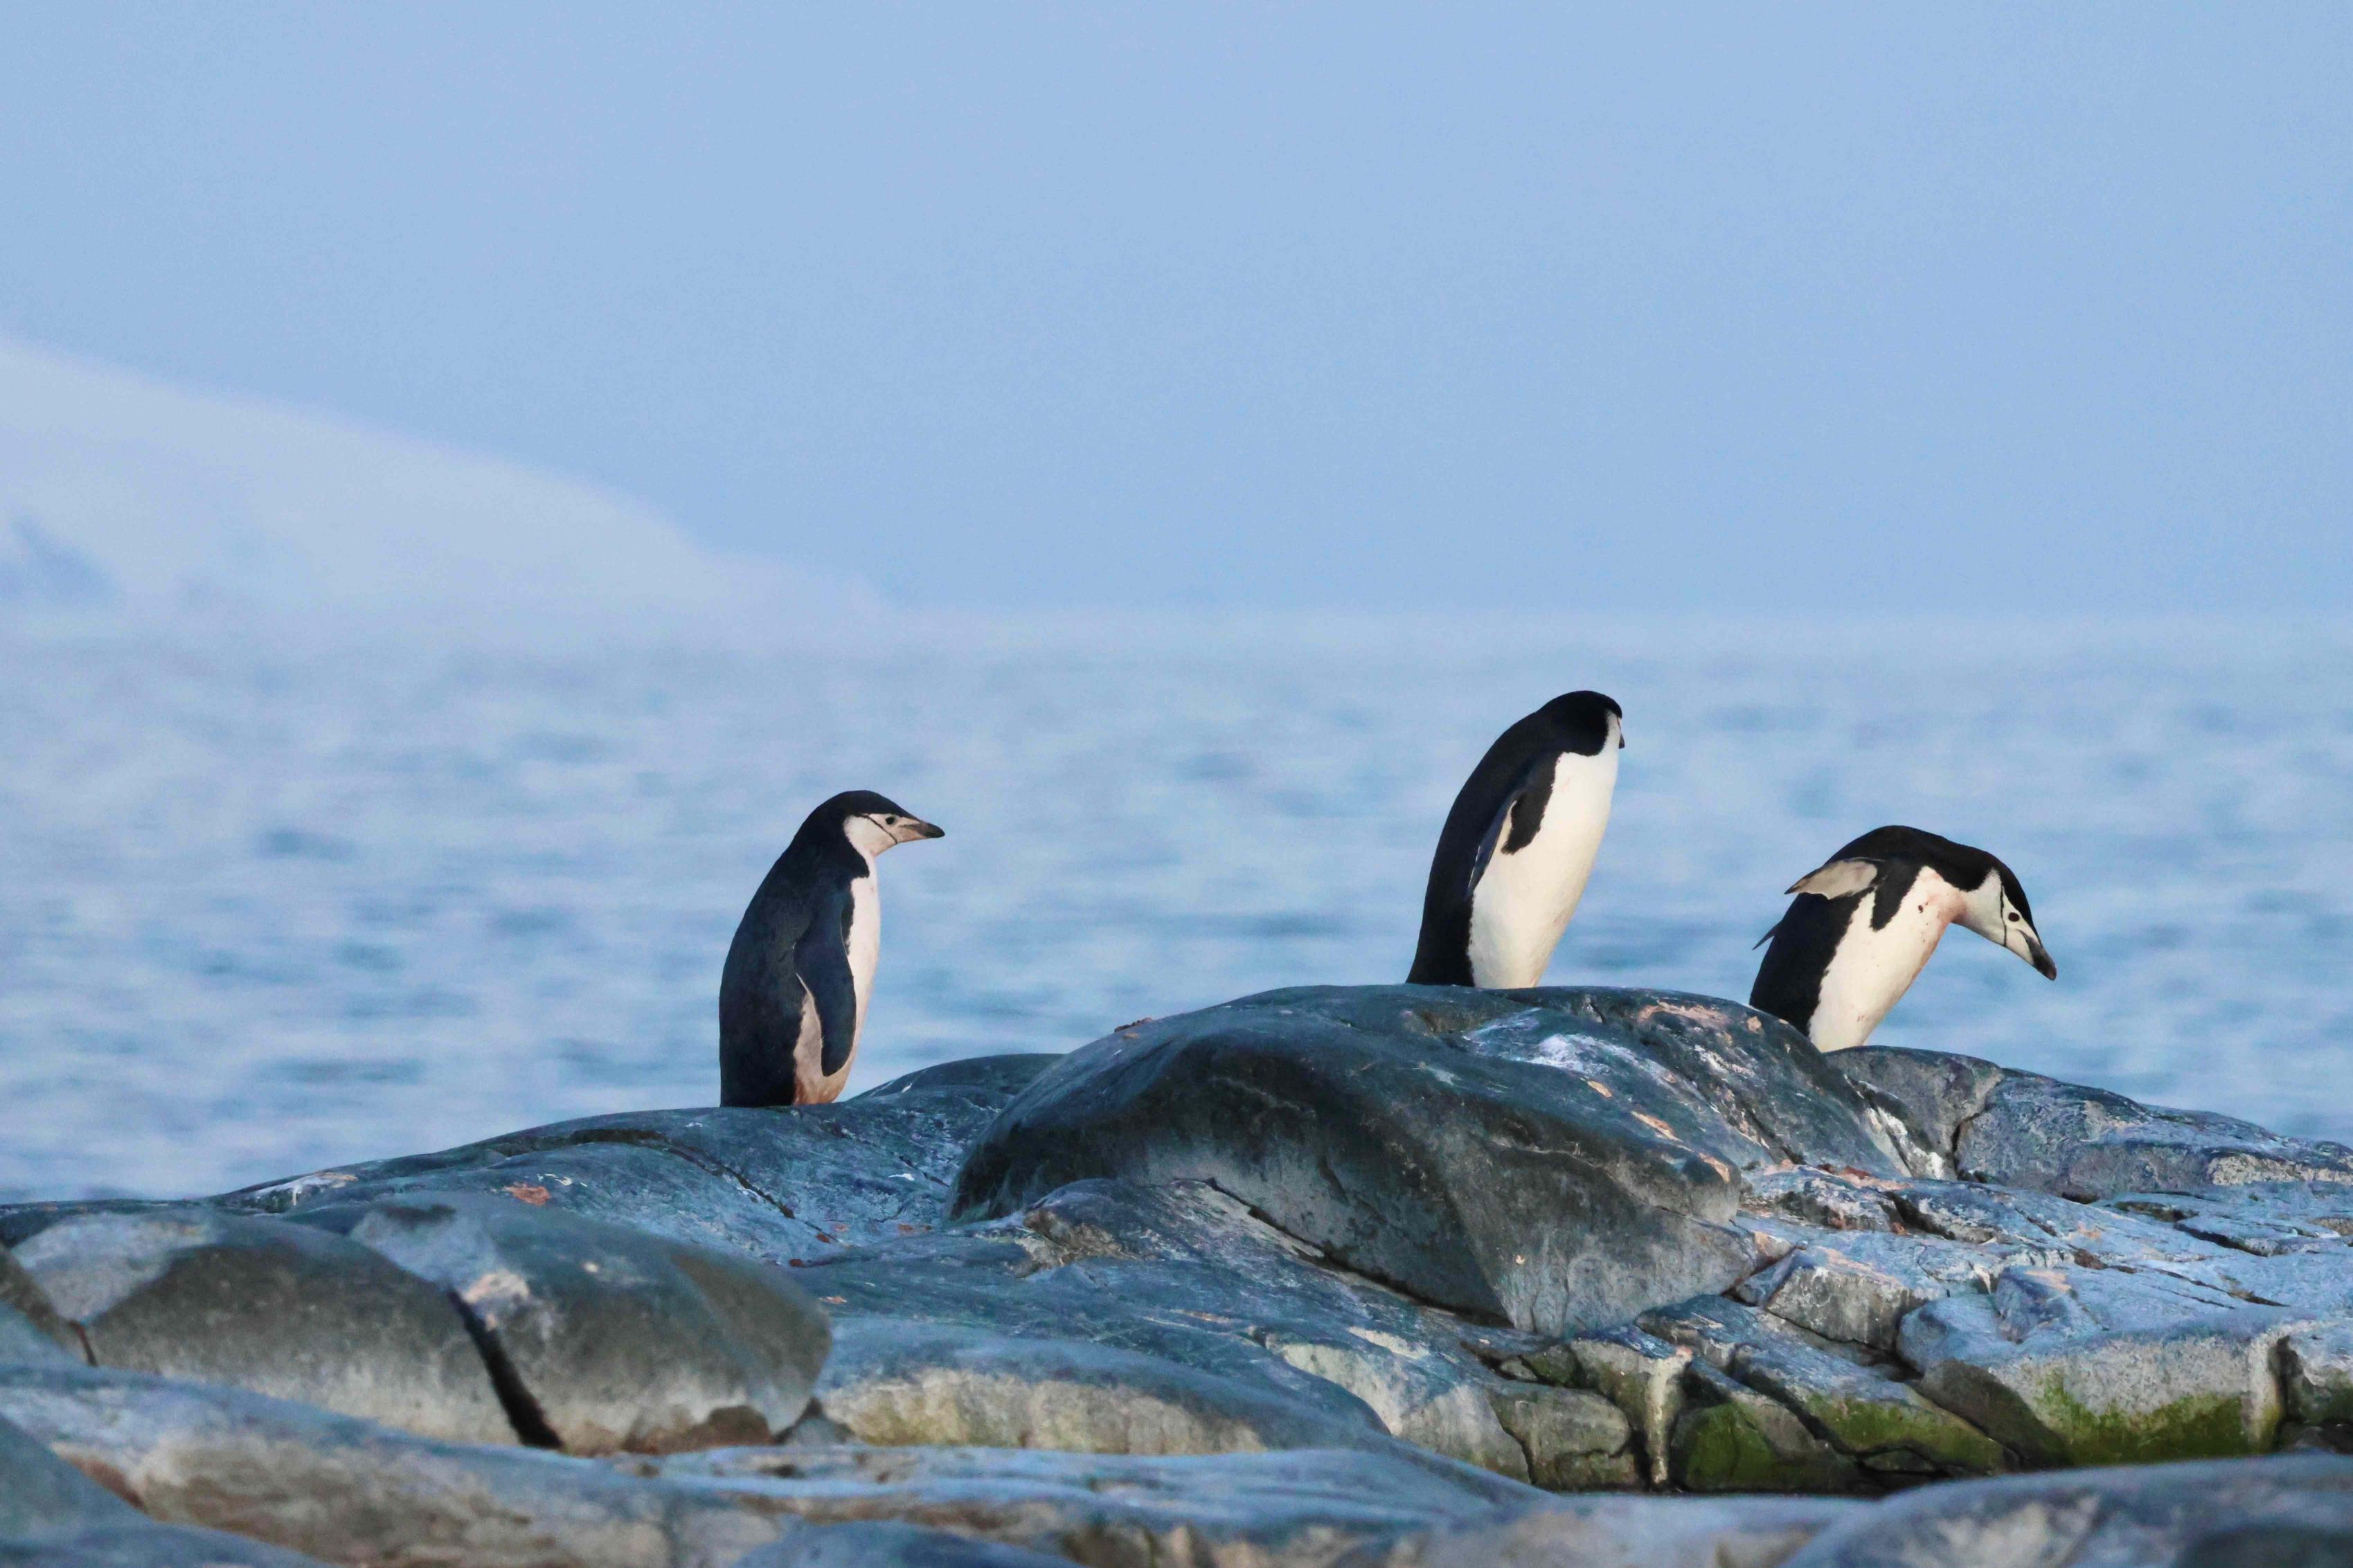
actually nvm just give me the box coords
[1486,1381,1638,1490]
[2,1409,335,1568]
[1778,1452,2353,1568]
[1838,1048,2353,1201]
[0,1247,79,1358]
[1555,1326,1691,1488]
[197,1056,1063,1269]
[1336,1493,1856,1567]
[292,1193,830,1454]
[1640,1296,2007,1482]
[953,986,1911,1336]
[2181,1522,2353,1568]
[1896,1262,2297,1466]
[728,1523,1074,1567]
[1667,1359,1861,1495]
[0,1304,78,1369]
[815,1316,1392,1457]
[792,1177,1549,1477]
[0,1524,339,1568]
[1,1360,1543,1568]
[0,1362,796,1568]
[1732,1232,2018,1355]
[1,1409,136,1536]
[642,1442,1541,1567]
[2284,1318,2353,1431]
[10,1207,515,1445]
[1827,1049,2007,1162]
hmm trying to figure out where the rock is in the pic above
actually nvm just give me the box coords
[0,1360,1543,1568]
[1837,1047,2353,1200]
[1485,1382,1639,1490]
[727,1523,1075,1567]
[953,986,1913,1337]
[793,1177,1546,1477]
[1776,1452,2353,1568]
[640,1442,1541,1567]
[2281,1319,2353,1428]
[199,1056,1063,1269]
[815,1317,1391,1459]
[0,1305,78,1369]
[1,1409,133,1537]
[1668,1359,1861,1495]
[0,1362,795,1568]
[1896,1263,2296,1466]
[292,1193,830,1454]
[1335,1493,1857,1567]
[1,1410,332,1568]
[9,1207,515,1445]
[0,1248,79,1359]
[1639,1296,2006,1482]
[1731,1232,2013,1355]
[1556,1326,1691,1488]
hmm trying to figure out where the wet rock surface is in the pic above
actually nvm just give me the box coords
[954,986,1915,1336]
[6,991,2353,1563]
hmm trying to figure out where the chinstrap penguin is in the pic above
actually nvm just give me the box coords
[719,790,944,1107]
[1749,824,2056,1052]
[1408,691,1624,989]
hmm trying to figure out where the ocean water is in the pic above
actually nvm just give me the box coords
[3,616,2350,1200]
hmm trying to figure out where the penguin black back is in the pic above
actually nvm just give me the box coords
[1408,691,1623,988]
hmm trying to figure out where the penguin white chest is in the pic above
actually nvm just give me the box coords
[846,873,882,1034]
[1467,748,1618,989]
[794,874,884,1103]
[1808,872,1967,1052]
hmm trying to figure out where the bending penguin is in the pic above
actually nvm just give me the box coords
[1750,825,2056,1052]
[720,790,944,1106]
[1408,691,1624,988]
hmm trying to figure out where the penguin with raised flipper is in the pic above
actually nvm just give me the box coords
[1750,824,2056,1052]
[1408,691,1625,989]
[720,791,944,1106]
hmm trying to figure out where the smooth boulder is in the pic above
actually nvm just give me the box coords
[954,986,1915,1335]
[9,1208,515,1445]
[292,1193,831,1454]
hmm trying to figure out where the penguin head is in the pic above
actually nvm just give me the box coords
[1537,690,1625,753]
[814,790,945,860]
[1956,860,2058,980]
[1784,825,2057,980]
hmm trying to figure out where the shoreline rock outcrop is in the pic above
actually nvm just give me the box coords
[8,984,2353,1565]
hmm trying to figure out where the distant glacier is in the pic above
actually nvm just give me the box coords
[0,334,874,631]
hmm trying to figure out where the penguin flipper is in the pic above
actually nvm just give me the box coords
[794,901,861,1078]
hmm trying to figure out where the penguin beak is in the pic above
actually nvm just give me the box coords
[2012,928,2057,980]
[902,818,945,842]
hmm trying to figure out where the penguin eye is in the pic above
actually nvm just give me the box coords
[2007,912,2021,922]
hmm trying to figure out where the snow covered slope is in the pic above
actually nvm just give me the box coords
[0,334,869,631]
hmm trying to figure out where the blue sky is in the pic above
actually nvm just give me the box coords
[3,5,2346,611]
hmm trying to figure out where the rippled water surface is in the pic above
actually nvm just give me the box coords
[4,618,2350,1199]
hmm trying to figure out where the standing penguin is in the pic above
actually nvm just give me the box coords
[1750,825,2056,1052]
[719,791,944,1107]
[1408,691,1624,989]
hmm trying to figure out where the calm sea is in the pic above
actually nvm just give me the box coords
[4,616,2350,1199]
